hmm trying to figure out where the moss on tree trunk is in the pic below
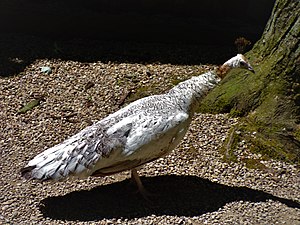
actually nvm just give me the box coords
[199,0,300,163]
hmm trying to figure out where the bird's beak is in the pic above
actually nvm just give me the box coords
[248,65,255,73]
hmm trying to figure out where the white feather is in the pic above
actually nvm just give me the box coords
[22,54,254,181]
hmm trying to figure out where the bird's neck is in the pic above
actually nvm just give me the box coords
[167,71,221,114]
[216,64,232,79]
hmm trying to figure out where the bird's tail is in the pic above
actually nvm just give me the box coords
[21,121,130,181]
[20,128,99,181]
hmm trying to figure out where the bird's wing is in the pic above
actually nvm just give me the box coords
[21,109,189,181]
[91,110,190,176]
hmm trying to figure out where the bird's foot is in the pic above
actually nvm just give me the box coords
[130,169,156,203]
[134,184,156,203]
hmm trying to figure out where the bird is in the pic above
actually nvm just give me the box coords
[21,54,255,196]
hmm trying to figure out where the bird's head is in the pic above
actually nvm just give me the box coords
[217,54,255,79]
[223,54,255,73]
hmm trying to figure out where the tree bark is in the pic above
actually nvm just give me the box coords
[200,0,300,163]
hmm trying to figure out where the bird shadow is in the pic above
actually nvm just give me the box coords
[39,175,300,221]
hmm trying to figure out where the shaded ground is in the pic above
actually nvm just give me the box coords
[0,34,236,77]
[41,175,299,221]
[1,0,274,44]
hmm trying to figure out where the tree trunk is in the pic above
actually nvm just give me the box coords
[200,0,300,163]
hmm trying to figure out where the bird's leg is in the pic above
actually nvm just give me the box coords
[130,168,152,200]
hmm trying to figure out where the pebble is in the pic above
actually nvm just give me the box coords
[0,53,299,225]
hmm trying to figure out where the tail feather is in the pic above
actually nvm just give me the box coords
[20,134,95,181]
[20,121,128,181]
[20,165,37,180]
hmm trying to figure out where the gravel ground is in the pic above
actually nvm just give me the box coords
[0,48,300,224]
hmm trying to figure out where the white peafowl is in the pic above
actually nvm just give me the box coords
[21,54,255,196]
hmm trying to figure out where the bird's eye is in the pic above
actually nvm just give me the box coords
[240,61,247,66]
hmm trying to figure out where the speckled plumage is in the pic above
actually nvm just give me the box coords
[21,54,254,182]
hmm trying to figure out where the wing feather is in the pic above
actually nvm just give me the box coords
[90,110,190,175]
